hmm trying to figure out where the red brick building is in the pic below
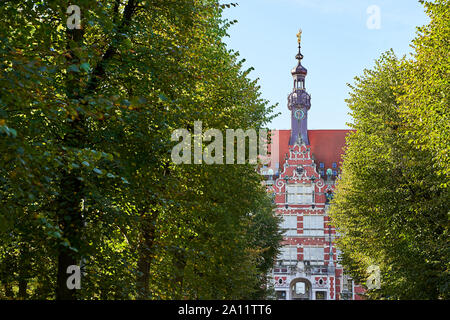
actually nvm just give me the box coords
[261,37,363,300]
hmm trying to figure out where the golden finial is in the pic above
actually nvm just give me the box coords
[296,28,302,44]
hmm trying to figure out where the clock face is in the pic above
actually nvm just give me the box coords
[294,109,305,120]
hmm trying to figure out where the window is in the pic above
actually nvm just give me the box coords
[303,247,324,264]
[341,277,353,300]
[342,276,353,293]
[303,215,324,236]
[280,215,297,236]
[332,162,337,169]
[291,280,311,299]
[276,291,287,300]
[315,291,326,300]
[319,162,324,169]
[333,170,337,176]
[326,191,333,203]
[278,246,297,262]
[296,80,304,90]
[287,184,313,204]
[335,249,343,264]
[295,282,306,295]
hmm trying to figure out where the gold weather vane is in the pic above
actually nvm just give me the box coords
[296,28,302,44]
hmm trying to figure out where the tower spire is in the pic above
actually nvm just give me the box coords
[288,29,311,146]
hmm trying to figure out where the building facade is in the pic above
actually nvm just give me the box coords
[261,34,363,300]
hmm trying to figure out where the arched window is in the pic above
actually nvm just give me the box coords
[295,79,305,90]
[290,278,312,300]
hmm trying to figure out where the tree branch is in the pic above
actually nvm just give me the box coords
[85,0,139,95]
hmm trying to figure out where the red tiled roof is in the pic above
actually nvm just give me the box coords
[268,129,354,171]
[308,130,354,170]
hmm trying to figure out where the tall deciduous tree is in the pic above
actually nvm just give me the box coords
[330,48,448,299]
[0,0,281,300]
[330,0,449,299]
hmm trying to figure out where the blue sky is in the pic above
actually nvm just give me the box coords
[221,0,429,129]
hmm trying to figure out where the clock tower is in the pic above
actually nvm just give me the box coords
[288,30,311,146]
[261,30,364,300]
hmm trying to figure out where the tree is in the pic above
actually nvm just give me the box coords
[398,0,450,181]
[0,0,281,299]
[330,49,449,299]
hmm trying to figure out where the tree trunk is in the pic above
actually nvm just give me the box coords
[136,212,158,299]
[18,244,29,299]
[18,279,27,299]
[54,0,138,300]
[55,170,84,300]
[173,249,187,299]
[54,21,85,300]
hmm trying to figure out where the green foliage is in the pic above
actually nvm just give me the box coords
[330,0,449,299]
[398,0,450,181]
[0,0,281,299]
